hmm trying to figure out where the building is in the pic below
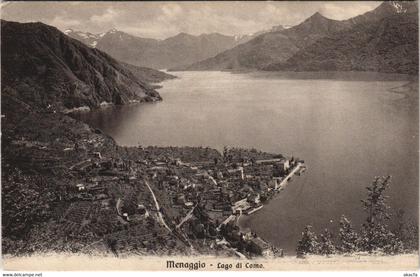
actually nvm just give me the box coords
[255,158,282,165]
[273,159,290,176]
[278,159,290,172]
[227,167,244,180]
[247,193,260,205]
[76,183,85,191]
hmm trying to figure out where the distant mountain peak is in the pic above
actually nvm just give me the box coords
[175,32,194,38]
[165,32,197,42]
[108,28,118,34]
[63,29,101,48]
[307,11,329,21]
[294,10,342,33]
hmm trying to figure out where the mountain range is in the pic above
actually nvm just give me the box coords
[265,10,418,74]
[1,20,173,113]
[1,0,418,117]
[171,12,350,71]
[176,1,418,74]
[65,28,260,69]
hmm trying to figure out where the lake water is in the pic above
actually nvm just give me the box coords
[76,71,419,255]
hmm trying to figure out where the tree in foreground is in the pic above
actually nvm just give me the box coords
[394,209,419,252]
[400,220,419,252]
[338,215,359,253]
[318,228,336,256]
[296,175,416,256]
[359,176,403,254]
[296,225,319,257]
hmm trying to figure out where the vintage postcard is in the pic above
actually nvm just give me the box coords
[1,0,419,273]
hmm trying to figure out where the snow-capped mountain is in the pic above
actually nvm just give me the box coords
[64,28,262,69]
[2,20,163,111]
[64,29,104,48]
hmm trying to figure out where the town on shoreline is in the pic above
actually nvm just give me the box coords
[2,96,306,258]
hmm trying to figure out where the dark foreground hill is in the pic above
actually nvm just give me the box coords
[1,91,192,256]
[1,20,165,112]
[1,19,264,258]
[0,20,215,257]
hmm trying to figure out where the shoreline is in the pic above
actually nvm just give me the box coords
[2,90,306,259]
[235,163,306,256]
[2,70,417,261]
[169,69,417,81]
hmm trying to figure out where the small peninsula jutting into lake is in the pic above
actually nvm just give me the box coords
[1,0,419,271]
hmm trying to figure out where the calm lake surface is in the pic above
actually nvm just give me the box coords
[76,71,419,255]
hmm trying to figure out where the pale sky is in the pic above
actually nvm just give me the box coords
[1,1,382,39]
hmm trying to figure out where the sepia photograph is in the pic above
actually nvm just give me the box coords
[0,0,419,273]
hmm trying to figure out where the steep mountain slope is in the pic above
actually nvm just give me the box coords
[281,12,352,49]
[0,21,187,257]
[65,29,257,69]
[176,1,418,72]
[1,20,162,112]
[63,28,175,83]
[157,32,240,68]
[264,12,418,74]
[92,29,160,68]
[174,12,351,71]
[344,1,418,25]
[264,2,419,74]
[174,32,299,70]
